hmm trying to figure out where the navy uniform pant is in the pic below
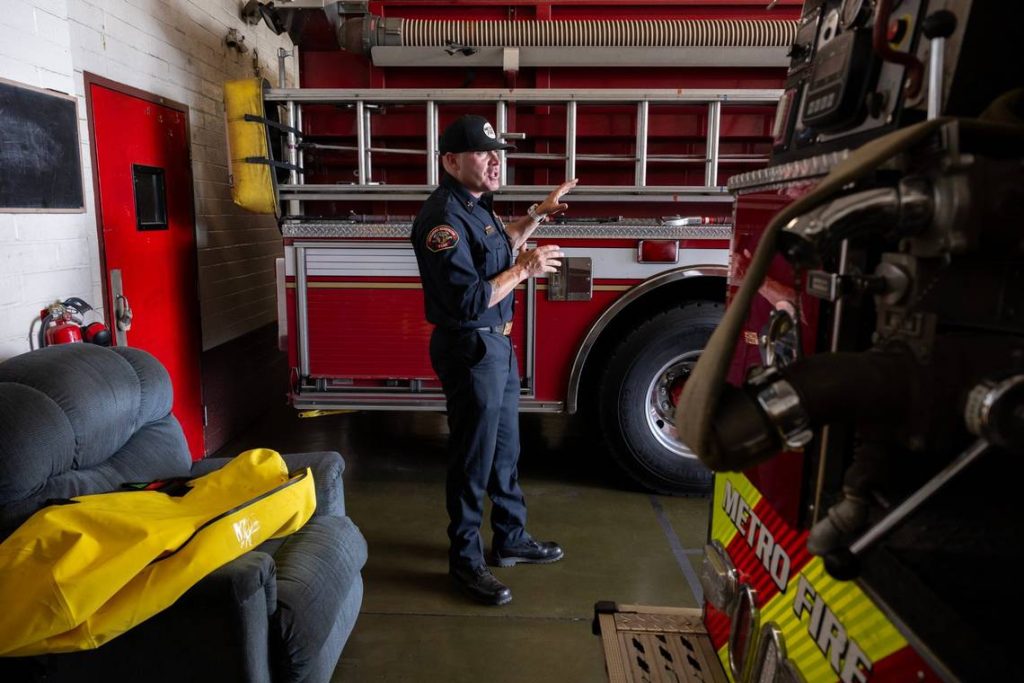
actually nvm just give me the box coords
[430,328,528,570]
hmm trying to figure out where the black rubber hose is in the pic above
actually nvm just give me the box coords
[37,313,52,349]
[782,351,917,426]
[702,350,918,471]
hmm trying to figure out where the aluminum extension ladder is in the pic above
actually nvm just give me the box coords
[264,86,783,213]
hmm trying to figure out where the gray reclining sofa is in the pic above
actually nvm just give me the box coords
[0,343,366,682]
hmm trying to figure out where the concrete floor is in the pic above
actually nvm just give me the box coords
[214,404,710,682]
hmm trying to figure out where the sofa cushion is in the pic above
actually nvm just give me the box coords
[0,414,192,537]
[109,347,175,426]
[0,345,144,469]
[0,383,75,504]
[270,515,368,681]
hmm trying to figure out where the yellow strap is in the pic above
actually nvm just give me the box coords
[298,409,356,418]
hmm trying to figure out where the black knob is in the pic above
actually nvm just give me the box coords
[922,10,957,40]
[788,43,811,60]
[865,90,887,118]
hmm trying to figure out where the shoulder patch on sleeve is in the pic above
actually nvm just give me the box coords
[426,225,459,252]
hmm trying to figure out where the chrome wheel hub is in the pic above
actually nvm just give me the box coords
[645,350,702,459]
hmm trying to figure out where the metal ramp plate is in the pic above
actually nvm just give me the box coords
[593,603,728,683]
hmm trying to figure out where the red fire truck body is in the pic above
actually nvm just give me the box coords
[284,234,729,402]
[268,1,802,494]
[699,181,947,683]
[684,1,1024,681]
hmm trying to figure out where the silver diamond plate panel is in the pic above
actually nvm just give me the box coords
[282,220,732,240]
[727,149,851,193]
[614,612,706,634]
[283,223,412,239]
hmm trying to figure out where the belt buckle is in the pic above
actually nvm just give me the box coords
[500,321,513,336]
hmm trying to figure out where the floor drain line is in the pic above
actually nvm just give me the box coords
[648,495,704,604]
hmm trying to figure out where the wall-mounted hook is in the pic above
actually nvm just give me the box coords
[225,28,249,54]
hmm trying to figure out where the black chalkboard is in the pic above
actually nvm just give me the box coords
[0,78,85,212]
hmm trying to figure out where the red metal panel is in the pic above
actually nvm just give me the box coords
[89,82,205,459]
[304,285,527,380]
[532,288,620,400]
[306,287,435,377]
[288,238,729,398]
[300,50,372,88]
[727,188,821,527]
[287,287,299,370]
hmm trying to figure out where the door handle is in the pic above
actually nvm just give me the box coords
[109,269,131,346]
[115,294,133,331]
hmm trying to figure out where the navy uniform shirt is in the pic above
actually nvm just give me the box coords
[411,174,515,329]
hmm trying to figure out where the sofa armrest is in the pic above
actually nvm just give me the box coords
[281,451,346,517]
[192,451,347,517]
[270,515,368,682]
[177,550,278,621]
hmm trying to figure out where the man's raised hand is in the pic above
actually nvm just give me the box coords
[536,178,579,219]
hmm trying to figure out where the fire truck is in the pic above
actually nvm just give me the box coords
[229,0,1023,679]
[228,0,804,494]
[592,1,1023,682]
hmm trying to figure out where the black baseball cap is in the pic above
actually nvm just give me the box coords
[438,115,516,154]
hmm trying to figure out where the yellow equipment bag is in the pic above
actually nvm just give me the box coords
[224,78,285,215]
[0,448,316,656]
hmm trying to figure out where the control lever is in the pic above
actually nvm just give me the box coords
[823,374,1024,579]
[921,11,958,119]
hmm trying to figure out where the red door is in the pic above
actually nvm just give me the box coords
[88,79,205,459]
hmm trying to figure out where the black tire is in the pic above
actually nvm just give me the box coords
[598,301,724,495]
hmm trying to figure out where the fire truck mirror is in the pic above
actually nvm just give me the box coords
[547,257,592,302]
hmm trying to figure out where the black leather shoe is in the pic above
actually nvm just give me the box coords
[492,538,564,567]
[449,565,512,606]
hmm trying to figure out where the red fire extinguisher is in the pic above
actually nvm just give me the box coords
[35,298,112,349]
[43,303,83,345]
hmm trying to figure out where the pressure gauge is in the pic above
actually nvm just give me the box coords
[840,0,874,29]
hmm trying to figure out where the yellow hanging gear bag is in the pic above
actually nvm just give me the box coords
[224,78,284,215]
[0,448,316,656]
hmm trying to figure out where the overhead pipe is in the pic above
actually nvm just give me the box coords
[339,16,798,55]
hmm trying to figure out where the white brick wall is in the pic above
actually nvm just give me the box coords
[0,0,297,359]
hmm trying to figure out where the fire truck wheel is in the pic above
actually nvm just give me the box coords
[598,302,724,495]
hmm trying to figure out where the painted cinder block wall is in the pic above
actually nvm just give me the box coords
[0,0,296,359]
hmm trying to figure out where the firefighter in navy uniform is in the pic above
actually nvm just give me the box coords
[412,115,578,605]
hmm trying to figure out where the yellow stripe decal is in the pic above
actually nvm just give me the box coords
[711,471,911,682]
[710,472,762,551]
